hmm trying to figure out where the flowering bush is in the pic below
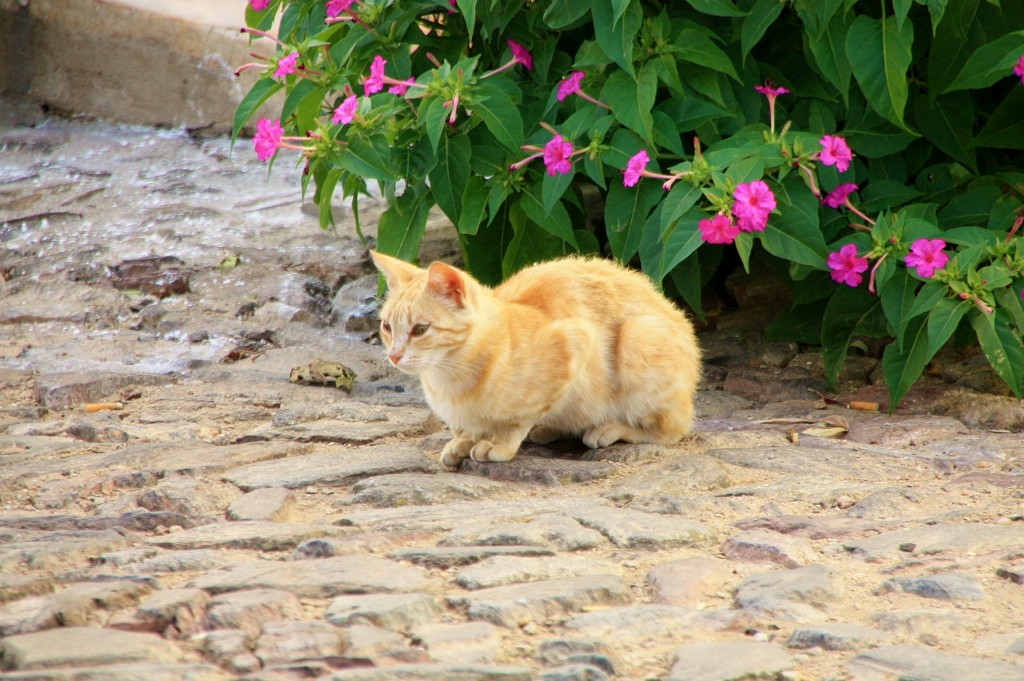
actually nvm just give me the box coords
[235,0,1024,408]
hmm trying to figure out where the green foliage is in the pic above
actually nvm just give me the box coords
[236,0,1024,408]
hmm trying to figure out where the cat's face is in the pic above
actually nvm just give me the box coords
[371,252,473,375]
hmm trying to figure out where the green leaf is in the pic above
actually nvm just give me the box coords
[937,185,1003,228]
[682,0,747,17]
[674,30,741,82]
[231,79,284,146]
[794,0,843,38]
[974,88,1024,151]
[806,9,853,103]
[339,135,398,183]
[725,155,765,186]
[593,0,642,76]
[419,97,448,153]
[472,82,525,152]
[972,310,1024,398]
[458,176,488,236]
[880,268,918,347]
[906,281,948,321]
[611,0,633,25]
[660,184,703,239]
[936,226,998,247]
[520,186,579,248]
[544,0,591,28]
[601,66,657,143]
[427,133,472,225]
[542,168,575,216]
[669,247,720,323]
[735,231,754,272]
[455,0,476,36]
[245,1,278,30]
[761,179,828,269]
[995,287,1024,331]
[882,315,932,411]
[894,0,913,30]
[822,286,883,388]
[844,105,918,157]
[861,180,924,212]
[605,180,662,262]
[846,14,915,132]
[926,297,970,357]
[642,207,704,285]
[943,30,1024,93]
[502,206,566,277]
[927,0,981,95]
[316,169,342,230]
[377,188,432,263]
[741,0,785,63]
[912,92,977,170]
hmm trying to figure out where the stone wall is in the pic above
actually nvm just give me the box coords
[0,0,274,130]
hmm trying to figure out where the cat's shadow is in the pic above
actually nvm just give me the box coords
[520,439,591,459]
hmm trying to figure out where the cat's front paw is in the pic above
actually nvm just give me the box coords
[469,440,518,463]
[440,437,474,467]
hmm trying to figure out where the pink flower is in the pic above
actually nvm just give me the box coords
[363,55,386,96]
[332,95,359,125]
[820,135,853,173]
[905,238,949,278]
[754,82,789,99]
[623,150,649,187]
[755,81,789,134]
[828,243,870,287]
[249,0,270,11]
[274,51,299,78]
[557,72,585,102]
[449,0,457,8]
[732,180,776,233]
[1015,54,1024,85]
[507,41,533,71]
[388,78,416,96]
[326,0,355,17]
[822,183,859,209]
[699,214,740,245]
[543,135,574,176]
[253,118,284,161]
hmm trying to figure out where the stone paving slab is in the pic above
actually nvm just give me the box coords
[190,555,431,597]
[570,506,716,549]
[847,644,1024,681]
[388,545,556,569]
[667,641,793,681]
[0,663,231,681]
[326,665,535,680]
[147,521,345,551]
[447,575,633,628]
[222,443,442,491]
[840,524,1024,562]
[0,626,183,670]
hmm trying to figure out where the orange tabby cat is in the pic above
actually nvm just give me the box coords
[370,251,701,467]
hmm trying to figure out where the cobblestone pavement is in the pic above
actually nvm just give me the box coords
[1,118,1023,681]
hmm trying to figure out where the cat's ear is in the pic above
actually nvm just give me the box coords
[370,251,421,290]
[426,261,466,308]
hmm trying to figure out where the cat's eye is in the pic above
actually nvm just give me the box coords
[411,323,430,336]
[381,320,392,333]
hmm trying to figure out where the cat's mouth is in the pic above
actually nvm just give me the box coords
[389,356,423,374]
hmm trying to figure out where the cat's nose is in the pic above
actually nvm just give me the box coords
[387,349,404,365]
